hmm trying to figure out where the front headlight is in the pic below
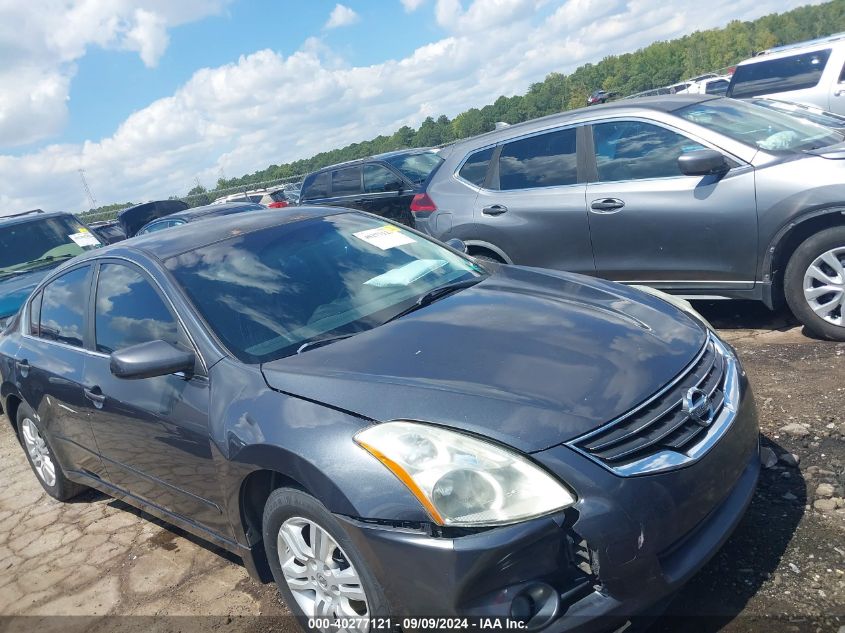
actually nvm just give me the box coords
[355,421,576,527]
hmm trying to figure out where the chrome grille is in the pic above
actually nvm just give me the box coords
[570,336,730,472]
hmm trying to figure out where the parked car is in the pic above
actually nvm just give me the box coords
[676,75,731,96]
[746,97,845,133]
[212,187,293,208]
[0,207,760,631]
[135,202,265,235]
[87,219,127,244]
[118,200,189,238]
[299,149,444,227]
[416,94,845,340]
[0,209,103,327]
[586,89,616,105]
[727,33,845,114]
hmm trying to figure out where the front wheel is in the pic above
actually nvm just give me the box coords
[784,226,845,341]
[263,487,388,632]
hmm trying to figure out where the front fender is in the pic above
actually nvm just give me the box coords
[208,359,430,539]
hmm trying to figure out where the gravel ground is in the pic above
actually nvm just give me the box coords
[0,300,843,632]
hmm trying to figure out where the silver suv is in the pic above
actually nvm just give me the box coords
[417,95,845,340]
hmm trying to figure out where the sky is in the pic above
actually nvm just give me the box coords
[0,0,826,214]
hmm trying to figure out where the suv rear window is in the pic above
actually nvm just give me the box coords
[301,172,330,200]
[728,49,832,98]
[331,167,362,197]
[498,128,578,190]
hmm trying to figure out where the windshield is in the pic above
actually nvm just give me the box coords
[165,213,484,363]
[676,99,844,153]
[383,152,444,184]
[0,215,101,276]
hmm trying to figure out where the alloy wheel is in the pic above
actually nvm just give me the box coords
[803,246,845,327]
[277,516,369,631]
[21,418,56,487]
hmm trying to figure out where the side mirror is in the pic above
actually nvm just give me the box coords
[678,149,729,176]
[110,340,195,380]
[445,238,468,253]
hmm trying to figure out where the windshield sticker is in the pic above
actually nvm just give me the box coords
[365,260,447,287]
[68,231,100,247]
[353,225,416,250]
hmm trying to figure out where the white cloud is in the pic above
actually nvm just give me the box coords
[0,0,231,148]
[325,4,360,29]
[401,0,428,11]
[0,0,827,214]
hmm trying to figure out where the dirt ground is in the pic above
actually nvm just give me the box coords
[0,301,843,632]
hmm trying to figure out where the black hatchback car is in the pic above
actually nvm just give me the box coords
[299,149,444,227]
[0,208,760,631]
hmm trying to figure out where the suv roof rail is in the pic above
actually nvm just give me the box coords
[757,31,845,56]
[0,208,46,220]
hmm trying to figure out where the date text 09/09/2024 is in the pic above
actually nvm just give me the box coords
[307,618,529,630]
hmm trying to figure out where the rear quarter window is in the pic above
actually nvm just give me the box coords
[729,49,832,98]
[458,147,495,187]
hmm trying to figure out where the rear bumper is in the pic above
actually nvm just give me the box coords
[336,371,760,630]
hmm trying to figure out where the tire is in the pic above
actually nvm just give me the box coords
[16,402,86,501]
[784,226,845,341]
[263,487,389,632]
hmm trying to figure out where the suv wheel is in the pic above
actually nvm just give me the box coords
[263,488,388,631]
[17,403,86,501]
[784,226,845,340]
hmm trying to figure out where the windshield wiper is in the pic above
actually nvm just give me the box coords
[297,334,355,355]
[0,253,77,276]
[384,276,484,324]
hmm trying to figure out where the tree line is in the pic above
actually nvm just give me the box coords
[85,0,845,214]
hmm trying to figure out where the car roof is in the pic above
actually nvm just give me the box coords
[162,201,265,223]
[442,94,717,151]
[77,206,348,262]
[0,209,75,227]
[306,147,436,176]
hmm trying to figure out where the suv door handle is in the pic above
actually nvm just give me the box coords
[84,387,106,408]
[482,204,507,216]
[16,359,29,378]
[590,198,625,213]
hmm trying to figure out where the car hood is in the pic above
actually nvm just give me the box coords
[0,268,46,319]
[261,266,708,453]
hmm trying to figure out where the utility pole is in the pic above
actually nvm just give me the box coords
[78,169,97,209]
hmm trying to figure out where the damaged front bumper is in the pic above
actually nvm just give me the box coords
[334,368,761,631]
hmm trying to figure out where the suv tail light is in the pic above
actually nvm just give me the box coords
[410,193,437,218]
[267,201,289,208]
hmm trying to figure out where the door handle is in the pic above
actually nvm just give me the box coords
[16,359,29,378]
[482,204,507,216]
[835,88,845,97]
[590,198,625,213]
[84,387,106,409]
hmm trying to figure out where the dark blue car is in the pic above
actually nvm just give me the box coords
[0,210,103,327]
[0,207,760,632]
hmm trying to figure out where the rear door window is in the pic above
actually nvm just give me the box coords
[39,266,91,348]
[728,49,832,98]
[302,172,330,200]
[363,164,404,193]
[458,147,494,187]
[592,121,705,181]
[331,167,362,197]
[497,128,578,190]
